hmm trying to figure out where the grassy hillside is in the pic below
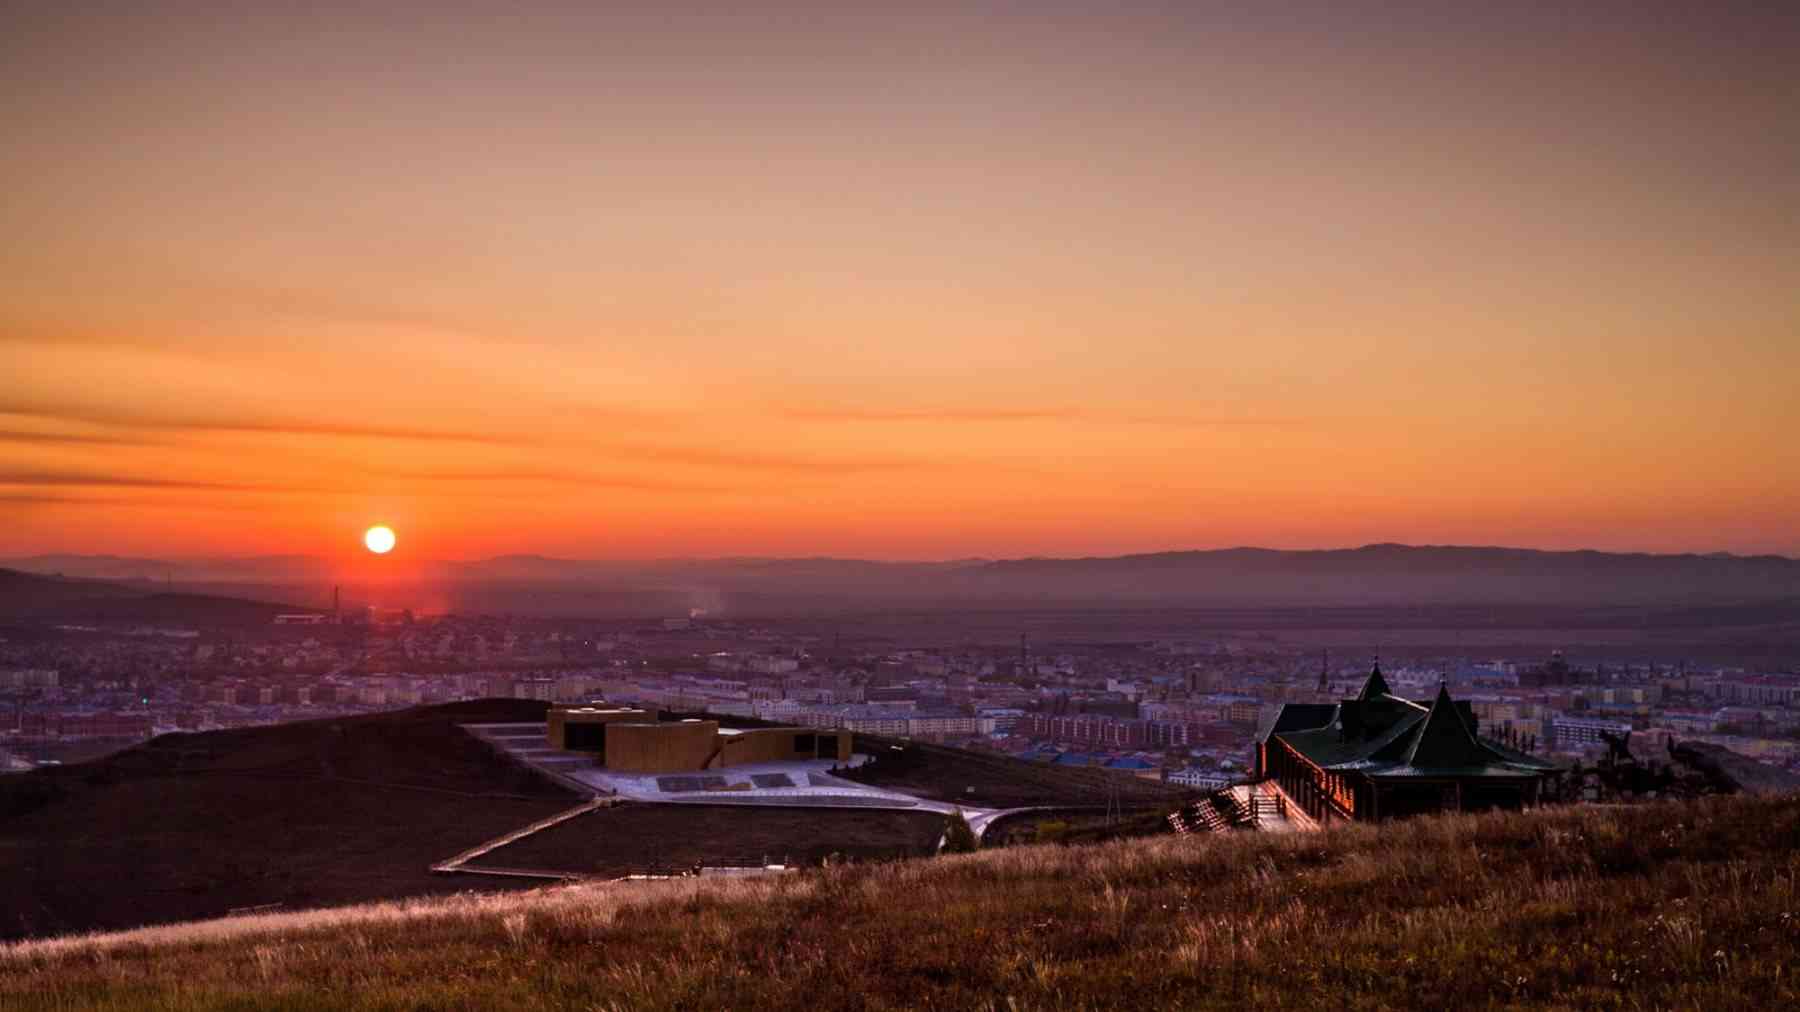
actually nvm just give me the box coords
[841,736,1190,808]
[467,804,949,876]
[4,794,1796,1010]
[0,699,574,939]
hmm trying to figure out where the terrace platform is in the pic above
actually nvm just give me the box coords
[460,722,1032,837]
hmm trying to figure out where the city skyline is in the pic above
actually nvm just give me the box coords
[5,4,1796,559]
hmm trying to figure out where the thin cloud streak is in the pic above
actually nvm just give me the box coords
[2,406,938,481]
[603,443,929,474]
[783,405,1310,427]
[0,406,536,447]
[194,281,508,344]
[203,421,532,446]
[1117,414,1311,428]
[11,466,725,499]
[384,469,728,495]
[0,493,263,511]
[0,428,162,447]
[0,471,322,494]
[782,406,1079,423]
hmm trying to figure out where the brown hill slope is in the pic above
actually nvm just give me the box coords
[0,699,572,940]
[0,567,138,613]
[466,804,951,877]
[841,736,1188,808]
[2,794,1796,1010]
[0,566,303,625]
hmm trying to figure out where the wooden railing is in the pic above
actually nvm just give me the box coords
[1248,793,1285,822]
[1273,738,1356,820]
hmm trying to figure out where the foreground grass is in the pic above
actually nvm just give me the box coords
[5,795,1798,1010]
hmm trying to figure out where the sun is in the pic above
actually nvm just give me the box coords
[363,525,396,555]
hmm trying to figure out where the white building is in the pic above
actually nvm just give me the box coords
[1166,768,1236,790]
[0,669,58,689]
[1552,715,1634,749]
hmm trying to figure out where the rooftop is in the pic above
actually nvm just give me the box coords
[1263,666,1561,780]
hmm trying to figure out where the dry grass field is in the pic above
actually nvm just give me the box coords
[4,793,1796,1010]
[840,736,1189,808]
[469,803,949,875]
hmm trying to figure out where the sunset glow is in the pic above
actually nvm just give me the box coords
[2,6,1795,561]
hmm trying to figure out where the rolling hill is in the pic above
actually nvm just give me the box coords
[9,544,1800,616]
[0,567,304,625]
[0,699,574,940]
[3,793,1795,1009]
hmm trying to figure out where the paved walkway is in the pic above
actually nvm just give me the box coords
[1217,781,1320,833]
[431,796,619,873]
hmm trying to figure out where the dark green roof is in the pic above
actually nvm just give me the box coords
[1406,684,1492,768]
[1255,702,1338,743]
[1356,663,1391,702]
[1264,681,1561,780]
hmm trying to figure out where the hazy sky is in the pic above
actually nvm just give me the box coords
[3,3,1796,561]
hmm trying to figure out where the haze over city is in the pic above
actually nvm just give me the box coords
[4,3,1796,563]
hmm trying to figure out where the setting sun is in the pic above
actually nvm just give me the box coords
[364,525,396,555]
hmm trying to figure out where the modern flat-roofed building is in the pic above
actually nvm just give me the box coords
[1551,715,1635,750]
[715,726,850,767]
[602,721,851,773]
[603,719,722,772]
[548,703,851,773]
[547,704,656,751]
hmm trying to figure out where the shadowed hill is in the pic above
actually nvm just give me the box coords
[949,544,1800,606]
[0,568,138,612]
[0,567,305,626]
[0,699,573,940]
[13,545,1800,615]
[841,736,1189,808]
[3,794,1796,1009]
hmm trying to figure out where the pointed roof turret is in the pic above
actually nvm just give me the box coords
[1356,659,1391,702]
[1404,682,1492,769]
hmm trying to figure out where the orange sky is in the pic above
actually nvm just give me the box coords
[3,5,1796,560]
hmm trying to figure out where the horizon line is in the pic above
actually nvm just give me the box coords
[4,541,1797,569]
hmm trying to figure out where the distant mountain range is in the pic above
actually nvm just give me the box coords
[7,545,1800,614]
[0,568,302,625]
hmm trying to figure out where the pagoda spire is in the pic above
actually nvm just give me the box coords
[1404,681,1491,768]
[1356,657,1391,702]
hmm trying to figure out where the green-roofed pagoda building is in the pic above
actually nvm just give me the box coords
[1254,664,1562,823]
